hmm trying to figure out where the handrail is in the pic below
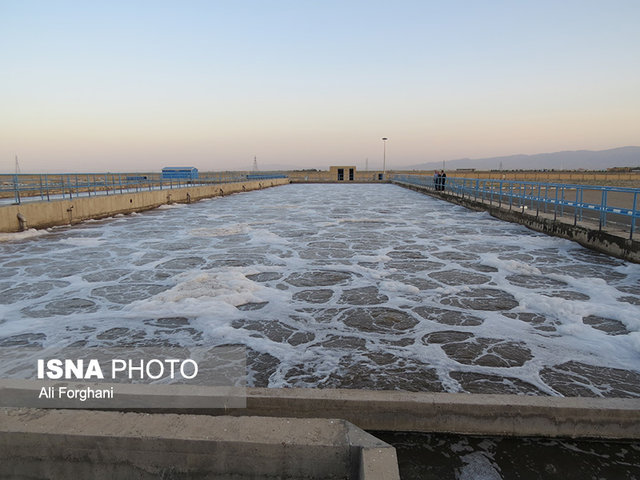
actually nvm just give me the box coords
[0,173,288,205]
[392,174,640,240]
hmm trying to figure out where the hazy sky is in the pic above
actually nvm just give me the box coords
[1,0,639,173]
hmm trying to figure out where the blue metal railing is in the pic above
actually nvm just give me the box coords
[393,174,640,240]
[1,172,288,206]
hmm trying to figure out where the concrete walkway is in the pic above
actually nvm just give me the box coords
[0,408,399,479]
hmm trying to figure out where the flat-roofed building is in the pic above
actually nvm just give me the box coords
[329,166,356,181]
[161,167,199,180]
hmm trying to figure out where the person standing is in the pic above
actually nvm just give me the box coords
[433,170,439,190]
[440,170,446,191]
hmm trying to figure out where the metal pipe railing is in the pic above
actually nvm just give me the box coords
[0,172,288,206]
[392,174,640,240]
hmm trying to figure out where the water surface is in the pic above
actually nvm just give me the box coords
[1,184,639,396]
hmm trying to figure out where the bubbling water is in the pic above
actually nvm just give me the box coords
[1,184,639,396]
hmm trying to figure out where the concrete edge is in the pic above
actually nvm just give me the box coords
[345,422,400,480]
[394,180,640,263]
[239,388,640,439]
[2,381,639,440]
[0,408,399,479]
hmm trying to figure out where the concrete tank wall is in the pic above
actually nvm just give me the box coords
[224,388,640,440]
[0,178,289,233]
[3,381,636,440]
[0,408,399,480]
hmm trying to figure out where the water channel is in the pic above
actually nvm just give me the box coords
[1,183,639,396]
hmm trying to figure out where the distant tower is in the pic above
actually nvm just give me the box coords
[252,156,258,172]
[15,155,20,174]
[499,161,503,171]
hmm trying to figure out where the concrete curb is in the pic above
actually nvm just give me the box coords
[235,388,640,440]
[3,381,638,439]
[0,408,399,479]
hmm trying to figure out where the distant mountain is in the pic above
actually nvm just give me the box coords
[403,146,640,171]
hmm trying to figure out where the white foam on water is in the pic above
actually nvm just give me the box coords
[157,203,188,210]
[129,269,274,317]
[1,183,639,396]
[352,254,391,263]
[380,280,420,295]
[249,229,289,245]
[480,254,543,276]
[625,331,640,352]
[458,452,502,480]
[190,223,251,237]
[0,229,48,242]
[57,237,104,247]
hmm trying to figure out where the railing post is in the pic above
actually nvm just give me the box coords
[631,192,638,240]
[13,174,20,205]
[45,174,50,201]
[509,183,513,211]
[544,185,549,214]
[520,184,524,211]
[574,188,579,226]
[530,184,534,211]
[579,188,584,222]
[601,190,608,229]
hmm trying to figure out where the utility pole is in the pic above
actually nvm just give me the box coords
[13,155,21,205]
[382,138,388,174]
[253,156,258,172]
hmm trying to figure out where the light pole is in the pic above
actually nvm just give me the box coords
[382,137,388,175]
